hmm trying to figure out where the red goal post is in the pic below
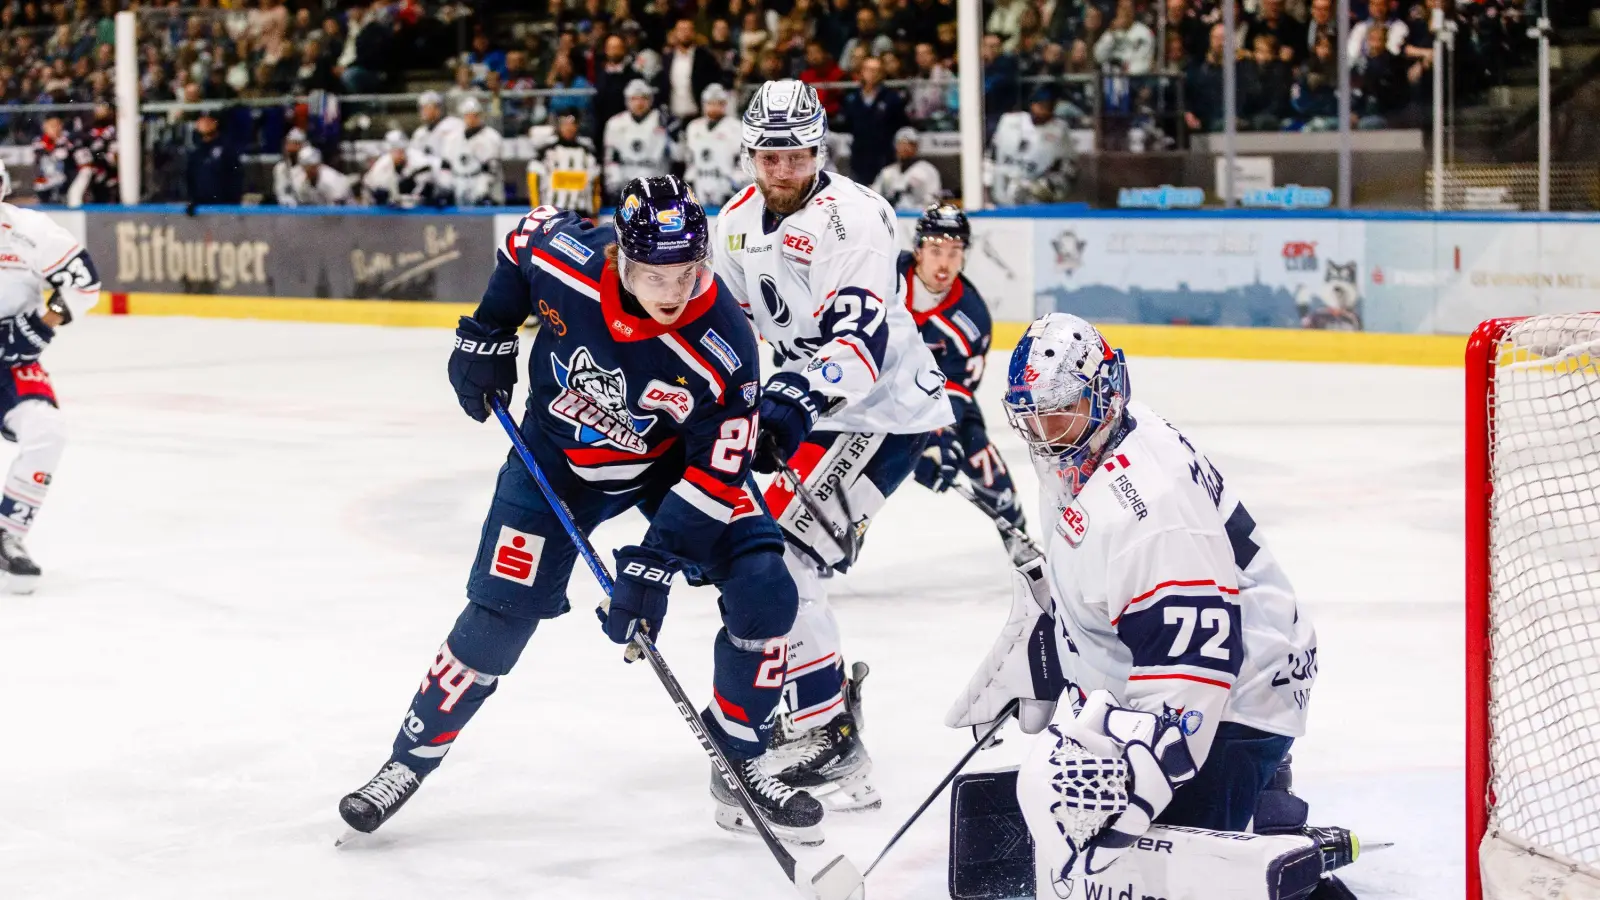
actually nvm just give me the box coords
[1465,315,1600,900]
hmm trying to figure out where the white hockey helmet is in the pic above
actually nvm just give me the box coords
[383,129,408,151]
[700,82,728,105]
[457,95,482,117]
[417,90,443,112]
[741,79,829,169]
[1003,313,1130,498]
[297,145,323,166]
[623,78,654,99]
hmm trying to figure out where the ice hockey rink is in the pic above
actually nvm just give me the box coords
[0,315,1464,900]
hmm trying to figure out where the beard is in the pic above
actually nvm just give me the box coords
[758,174,815,216]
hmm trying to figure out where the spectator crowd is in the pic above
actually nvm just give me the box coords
[0,0,1546,207]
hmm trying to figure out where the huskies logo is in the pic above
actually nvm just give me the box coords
[548,347,656,453]
[758,274,791,327]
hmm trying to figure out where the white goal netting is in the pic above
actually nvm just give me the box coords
[1482,314,1600,900]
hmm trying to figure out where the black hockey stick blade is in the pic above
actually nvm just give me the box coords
[862,699,1019,879]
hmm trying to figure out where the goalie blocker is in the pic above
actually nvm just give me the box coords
[950,768,1362,900]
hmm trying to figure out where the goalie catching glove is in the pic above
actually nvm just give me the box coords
[1019,689,1200,879]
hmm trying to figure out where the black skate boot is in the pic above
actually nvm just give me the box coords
[338,761,424,839]
[711,755,826,846]
[769,663,879,812]
[0,529,40,593]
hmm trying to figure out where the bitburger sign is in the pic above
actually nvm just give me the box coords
[88,211,492,302]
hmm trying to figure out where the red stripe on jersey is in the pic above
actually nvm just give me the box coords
[793,697,845,722]
[714,687,749,723]
[504,231,518,260]
[1127,672,1233,689]
[530,247,601,290]
[1111,579,1238,625]
[762,440,826,518]
[785,652,837,677]
[933,313,973,356]
[662,330,727,401]
[838,336,879,381]
[724,185,758,214]
[945,380,974,399]
[564,436,678,466]
[684,466,742,505]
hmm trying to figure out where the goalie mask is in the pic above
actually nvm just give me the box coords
[612,175,713,321]
[1003,314,1129,498]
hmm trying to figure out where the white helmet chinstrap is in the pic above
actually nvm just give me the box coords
[741,79,829,171]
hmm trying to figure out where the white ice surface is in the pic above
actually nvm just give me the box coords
[0,316,1465,899]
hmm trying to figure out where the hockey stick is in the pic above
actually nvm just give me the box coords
[861,698,1019,879]
[776,457,860,568]
[490,397,864,900]
[951,482,1041,560]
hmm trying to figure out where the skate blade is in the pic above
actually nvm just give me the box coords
[714,803,825,847]
[803,771,882,813]
[334,828,363,848]
[6,573,38,594]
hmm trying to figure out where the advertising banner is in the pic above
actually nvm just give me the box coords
[1034,217,1368,329]
[88,211,494,302]
[1363,220,1600,334]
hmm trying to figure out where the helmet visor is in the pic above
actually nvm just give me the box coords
[619,254,714,314]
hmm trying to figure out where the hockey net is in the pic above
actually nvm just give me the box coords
[1467,314,1600,900]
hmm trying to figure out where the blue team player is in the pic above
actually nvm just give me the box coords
[899,204,1037,566]
[337,177,825,845]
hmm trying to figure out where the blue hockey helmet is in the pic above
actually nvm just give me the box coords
[1003,313,1129,498]
[915,203,970,248]
[612,175,713,314]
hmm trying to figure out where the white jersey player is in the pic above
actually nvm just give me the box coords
[603,80,671,205]
[870,127,943,212]
[286,147,353,206]
[986,92,1076,207]
[363,130,443,208]
[947,313,1320,887]
[714,79,952,812]
[525,113,601,215]
[272,128,307,207]
[411,90,465,203]
[680,84,742,208]
[445,97,504,206]
[0,161,100,590]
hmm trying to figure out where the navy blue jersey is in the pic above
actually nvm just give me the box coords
[897,250,992,416]
[474,206,765,568]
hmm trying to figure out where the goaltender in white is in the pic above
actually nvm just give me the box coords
[948,314,1356,899]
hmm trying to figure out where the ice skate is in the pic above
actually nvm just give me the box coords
[0,529,40,593]
[711,754,825,846]
[767,663,879,812]
[337,761,424,842]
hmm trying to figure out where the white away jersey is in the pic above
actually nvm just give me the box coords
[288,165,353,206]
[0,204,100,320]
[680,115,742,207]
[1040,400,1316,767]
[871,159,943,212]
[411,116,465,161]
[713,173,951,435]
[445,124,505,205]
[987,111,1074,207]
[603,109,671,195]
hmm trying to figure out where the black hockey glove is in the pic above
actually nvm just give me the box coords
[448,317,518,422]
[914,427,963,493]
[0,310,55,365]
[601,545,675,644]
[753,371,823,474]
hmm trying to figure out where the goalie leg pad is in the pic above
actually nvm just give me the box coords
[1157,722,1295,832]
[951,767,1328,900]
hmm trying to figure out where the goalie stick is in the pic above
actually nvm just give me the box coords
[490,397,865,900]
[863,699,1020,879]
[952,482,1040,560]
